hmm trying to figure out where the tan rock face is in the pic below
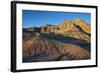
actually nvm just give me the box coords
[23,18,91,62]
[41,19,90,42]
[74,18,90,33]
[42,18,90,33]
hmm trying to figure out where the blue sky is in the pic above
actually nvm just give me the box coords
[22,10,91,28]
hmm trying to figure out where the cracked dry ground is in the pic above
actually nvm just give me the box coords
[23,35,90,62]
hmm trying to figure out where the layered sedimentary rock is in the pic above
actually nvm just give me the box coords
[23,18,91,62]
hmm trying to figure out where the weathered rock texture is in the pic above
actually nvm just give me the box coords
[23,18,91,62]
